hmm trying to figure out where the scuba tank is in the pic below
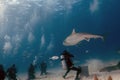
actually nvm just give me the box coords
[60,55,67,70]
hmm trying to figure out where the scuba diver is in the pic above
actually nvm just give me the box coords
[61,50,81,80]
[40,61,47,75]
[6,64,17,80]
[0,64,6,80]
[28,63,35,80]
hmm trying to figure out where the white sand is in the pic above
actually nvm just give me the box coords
[6,69,120,80]
[10,69,77,80]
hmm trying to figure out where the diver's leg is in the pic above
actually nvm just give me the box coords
[43,69,47,75]
[8,77,11,80]
[71,67,81,79]
[45,69,47,75]
[63,68,71,78]
[41,70,43,75]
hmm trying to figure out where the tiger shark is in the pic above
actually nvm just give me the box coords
[63,29,104,46]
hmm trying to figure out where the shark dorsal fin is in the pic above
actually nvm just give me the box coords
[72,29,76,35]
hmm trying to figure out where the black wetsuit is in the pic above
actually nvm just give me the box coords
[62,50,81,80]
[40,61,47,75]
[0,65,6,80]
[7,65,17,80]
[28,64,35,80]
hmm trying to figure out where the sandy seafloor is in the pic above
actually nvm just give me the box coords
[4,68,120,80]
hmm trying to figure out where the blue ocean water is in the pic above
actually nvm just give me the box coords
[0,0,120,73]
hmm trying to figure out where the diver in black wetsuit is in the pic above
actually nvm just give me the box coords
[40,61,47,75]
[0,64,6,80]
[28,64,35,80]
[61,50,81,80]
[6,64,17,80]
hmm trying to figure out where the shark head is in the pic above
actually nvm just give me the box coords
[63,29,82,46]
[63,40,73,46]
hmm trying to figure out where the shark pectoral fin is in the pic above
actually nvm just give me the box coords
[85,37,90,42]
[101,36,104,41]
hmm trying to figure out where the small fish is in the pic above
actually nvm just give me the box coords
[63,29,104,46]
[49,56,59,60]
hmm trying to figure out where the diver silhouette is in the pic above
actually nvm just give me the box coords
[28,64,35,80]
[61,50,81,80]
[40,61,47,75]
[6,64,17,80]
[0,64,6,80]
